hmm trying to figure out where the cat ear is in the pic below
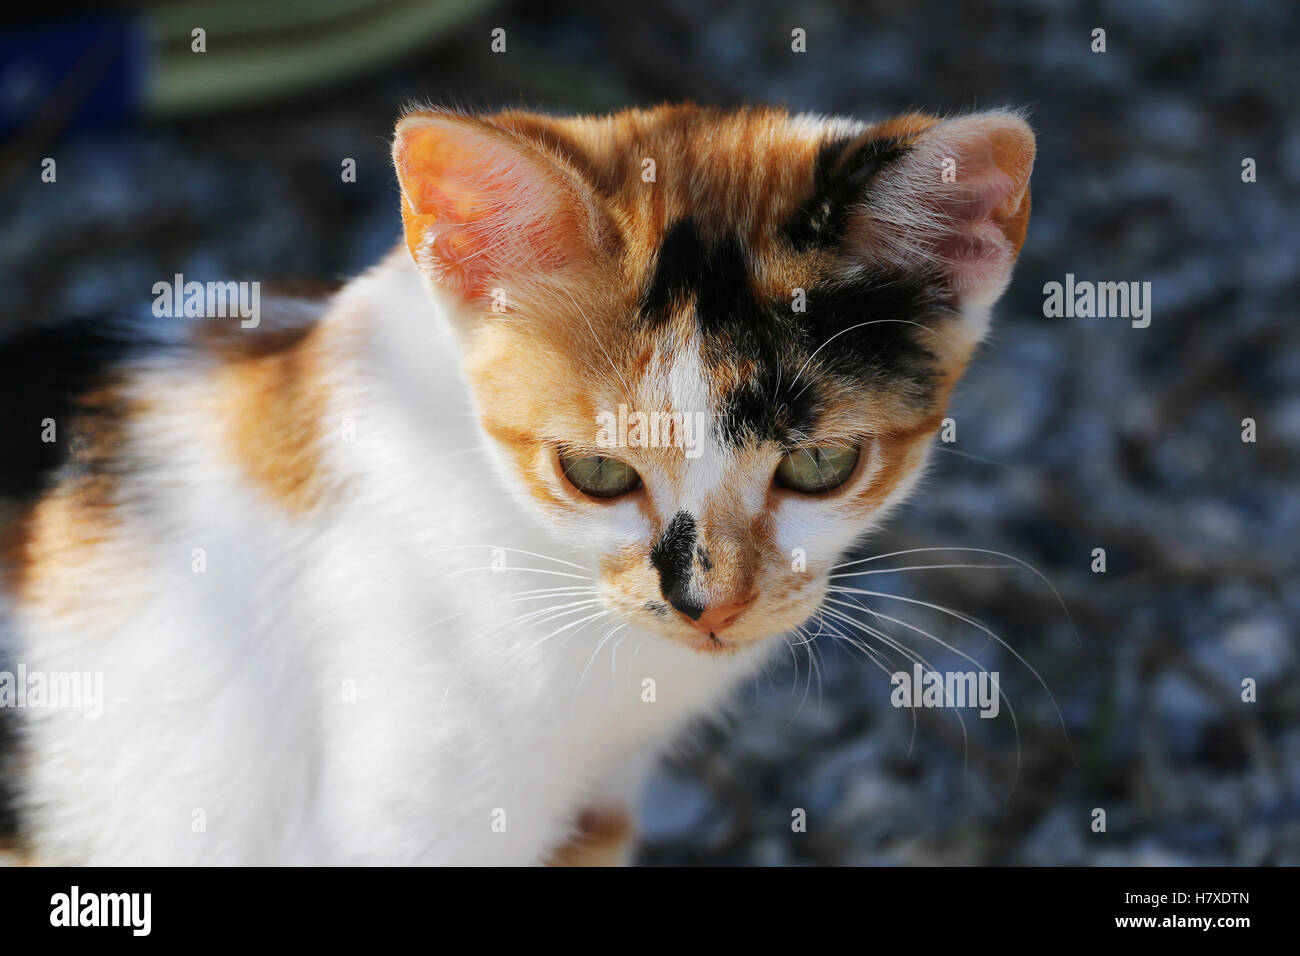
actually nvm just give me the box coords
[392,112,600,303]
[845,110,1035,313]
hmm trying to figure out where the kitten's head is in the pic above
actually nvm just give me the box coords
[392,104,1033,654]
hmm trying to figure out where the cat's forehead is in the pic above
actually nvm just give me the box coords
[530,107,955,442]
[537,107,865,252]
[622,217,817,448]
[607,215,948,453]
[542,107,850,183]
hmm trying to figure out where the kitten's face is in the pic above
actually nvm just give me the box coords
[394,105,1034,653]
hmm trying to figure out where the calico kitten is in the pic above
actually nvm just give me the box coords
[0,104,1033,865]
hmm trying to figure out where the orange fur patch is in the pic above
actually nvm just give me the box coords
[545,804,635,867]
[213,341,326,513]
[11,480,122,617]
[200,297,344,515]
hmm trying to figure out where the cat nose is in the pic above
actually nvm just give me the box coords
[676,594,756,634]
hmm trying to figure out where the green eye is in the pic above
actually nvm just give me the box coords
[774,442,861,494]
[559,452,642,499]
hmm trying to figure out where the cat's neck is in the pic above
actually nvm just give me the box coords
[319,246,539,541]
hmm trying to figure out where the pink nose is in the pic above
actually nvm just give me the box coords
[684,594,756,634]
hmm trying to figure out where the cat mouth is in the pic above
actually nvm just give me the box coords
[630,593,816,653]
[664,600,819,653]
[685,631,735,654]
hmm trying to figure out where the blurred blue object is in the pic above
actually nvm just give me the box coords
[0,15,146,138]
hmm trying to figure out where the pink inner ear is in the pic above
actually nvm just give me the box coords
[934,223,1015,296]
[933,159,1021,294]
[394,119,582,300]
[850,114,1034,307]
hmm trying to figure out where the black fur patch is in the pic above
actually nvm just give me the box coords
[650,511,702,618]
[0,315,141,501]
[783,134,911,252]
[638,217,954,447]
[640,218,815,443]
[643,600,670,618]
[639,216,733,323]
[802,270,954,391]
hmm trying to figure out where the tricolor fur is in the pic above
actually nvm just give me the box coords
[0,103,1033,864]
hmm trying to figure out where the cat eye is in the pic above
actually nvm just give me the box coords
[559,452,642,499]
[774,442,861,494]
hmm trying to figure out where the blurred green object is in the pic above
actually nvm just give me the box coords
[136,0,499,116]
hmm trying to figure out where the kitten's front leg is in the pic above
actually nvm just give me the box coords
[544,745,659,867]
[545,804,635,867]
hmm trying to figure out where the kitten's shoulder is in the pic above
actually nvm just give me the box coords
[0,284,340,501]
[0,285,346,597]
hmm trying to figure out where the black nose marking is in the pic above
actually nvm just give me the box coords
[651,511,700,618]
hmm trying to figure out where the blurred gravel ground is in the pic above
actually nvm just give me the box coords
[2,0,1296,864]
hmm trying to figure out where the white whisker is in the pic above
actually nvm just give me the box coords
[830,584,1071,772]
[822,599,970,769]
[828,563,1018,578]
[831,546,1081,645]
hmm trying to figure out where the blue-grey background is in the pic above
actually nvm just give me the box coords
[2,0,1296,864]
